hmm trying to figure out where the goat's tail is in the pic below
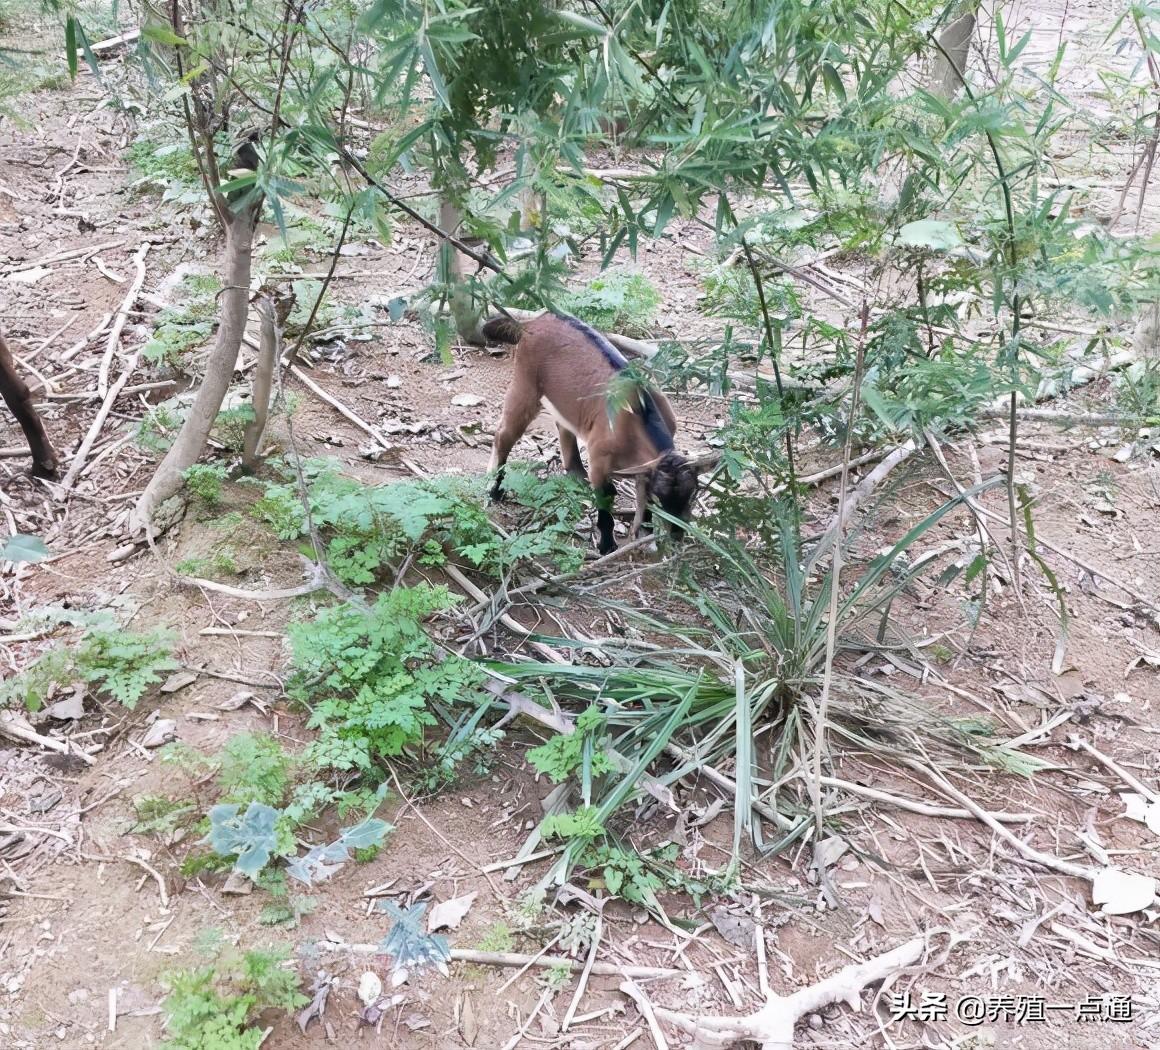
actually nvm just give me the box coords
[481,316,524,345]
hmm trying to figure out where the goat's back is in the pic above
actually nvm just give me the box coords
[510,315,676,469]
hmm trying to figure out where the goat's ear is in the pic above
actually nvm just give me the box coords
[688,452,721,474]
[612,456,662,478]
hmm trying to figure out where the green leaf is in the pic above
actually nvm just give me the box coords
[65,16,77,80]
[141,22,187,46]
[0,534,50,563]
[821,62,846,102]
[896,219,963,251]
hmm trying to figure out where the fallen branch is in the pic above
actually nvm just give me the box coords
[0,240,124,277]
[0,711,95,765]
[820,775,1036,823]
[650,936,925,1050]
[178,575,327,602]
[81,851,169,907]
[288,362,396,450]
[812,438,920,553]
[318,938,685,978]
[98,243,150,400]
[60,350,141,491]
[900,758,1093,880]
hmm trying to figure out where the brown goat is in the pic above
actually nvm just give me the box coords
[0,329,57,479]
[482,313,698,554]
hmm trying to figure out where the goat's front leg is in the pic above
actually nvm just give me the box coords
[488,383,540,501]
[587,449,618,555]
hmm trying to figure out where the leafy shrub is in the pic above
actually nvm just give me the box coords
[0,615,178,710]
[137,404,184,455]
[528,707,614,783]
[287,587,487,776]
[183,464,228,507]
[160,944,306,1050]
[254,459,585,586]
[217,734,292,807]
[560,269,660,335]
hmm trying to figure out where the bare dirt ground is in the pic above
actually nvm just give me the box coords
[2,3,1160,1050]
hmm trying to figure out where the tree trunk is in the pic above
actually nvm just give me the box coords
[242,295,277,471]
[130,202,259,532]
[439,198,484,344]
[0,328,58,478]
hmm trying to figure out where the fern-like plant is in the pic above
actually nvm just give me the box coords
[287,586,487,776]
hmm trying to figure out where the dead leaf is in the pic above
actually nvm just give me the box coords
[140,719,177,748]
[866,896,885,928]
[1120,793,1160,835]
[451,393,483,407]
[427,891,478,932]
[812,835,849,871]
[222,871,253,895]
[708,905,755,949]
[297,976,333,1034]
[6,265,51,284]
[160,671,198,694]
[1126,650,1160,676]
[216,690,260,712]
[46,686,85,721]
[1092,867,1157,915]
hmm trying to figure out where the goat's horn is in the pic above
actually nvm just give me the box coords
[689,452,722,473]
[612,455,662,478]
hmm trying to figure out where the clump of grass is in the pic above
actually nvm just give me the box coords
[560,268,660,335]
[492,485,1036,897]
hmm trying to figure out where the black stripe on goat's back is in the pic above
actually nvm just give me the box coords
[558,314,630,370]
[556,313,673,453]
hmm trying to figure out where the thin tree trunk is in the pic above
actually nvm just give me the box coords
[0,328,58,478]
[242,294,277,470]
[439,198,484,344]
[130,203,259,532]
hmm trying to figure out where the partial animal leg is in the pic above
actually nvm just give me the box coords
[0,330,57,479]
[488,383,541,500]
[557,425,586,480]
[587,447,618,555]
[630,473,653,537]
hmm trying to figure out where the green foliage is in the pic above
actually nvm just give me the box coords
[136,404,184,455]
[183,464,228,507]
[143,271,224,374]
[217,734,292,807]
[213,405,257,454]
[0,534,50,563]
[254,459,585,586]
[160,944,306,1050]
[528,708,614,784]
[259,896,316,928]
[287,587,486,775]
[475,922,514,953]
[0,615,178,711]
[175,551,240,578]
[133,796,197,840]
[126,136,202,194]
[560,269,660,335]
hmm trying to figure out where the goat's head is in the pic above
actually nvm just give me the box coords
[647,451,700,538]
